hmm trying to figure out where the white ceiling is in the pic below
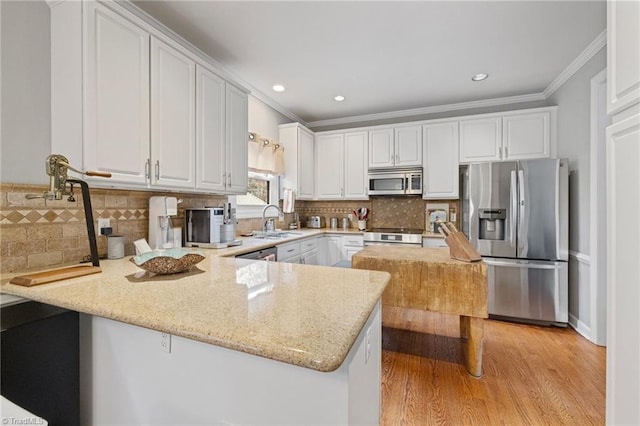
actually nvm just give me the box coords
[132,0,606,125]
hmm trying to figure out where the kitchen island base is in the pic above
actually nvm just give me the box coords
[79,302,381,425]
[353,246,487,377]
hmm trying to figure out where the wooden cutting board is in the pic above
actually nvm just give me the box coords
[9,265,102,287]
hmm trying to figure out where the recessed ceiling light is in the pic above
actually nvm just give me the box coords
[272,84,285,92]
[471,73,489,82]
[334,95,345,102]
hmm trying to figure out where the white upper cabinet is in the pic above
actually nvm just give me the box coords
[502,110,550,160]
[459,117,502,162]
[394,125,422,167]
[195,65,226,192]
[280,123,315,200]
[52,0,249,194]
[225,83,249,194]
[368,126,421,168]
[195,67,247,194]
[315,131,368,200]
[343,131,369,199]
[150,37,196,189]
[316,134,344,199]
[83,2,150,185]
[368,128,394,168]
[459,107,556,163]
[423,122,459,199]
[607,0,640,115]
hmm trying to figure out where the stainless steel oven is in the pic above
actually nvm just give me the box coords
[363,228,423,247]
[368,168,422,196]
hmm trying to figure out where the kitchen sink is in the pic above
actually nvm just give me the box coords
[251,231,302,239]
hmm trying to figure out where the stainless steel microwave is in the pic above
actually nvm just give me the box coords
[368,168,423,196]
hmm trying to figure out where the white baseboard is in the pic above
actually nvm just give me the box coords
[569,313,593,341]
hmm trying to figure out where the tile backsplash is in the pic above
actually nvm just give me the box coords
[1,183,458,273]
[0,183,227,273]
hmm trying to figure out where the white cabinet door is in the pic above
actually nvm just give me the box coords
[298,127,315,199]
[325,236,342,266]
[607,0,640,115]
[503,111,550,160]
[344,131,369,199]
[459,117,502,163]
[301,250,319,265]
[606,113,640,425]
[225,83,248,194]
[423,122,459,199]
[316,134,345,199]
[423,238,448,248]
[395,125,422,166]
[150,37,196,189]
[84,2,150,185]
[195,65,226,192]
[368,128,394,168]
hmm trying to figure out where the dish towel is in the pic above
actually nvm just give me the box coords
[283,188,295,213]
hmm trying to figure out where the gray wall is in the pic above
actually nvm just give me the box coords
[1,0,51,184]
[548,47,606,256]
[547,46,606,332]
[248,95,291,140]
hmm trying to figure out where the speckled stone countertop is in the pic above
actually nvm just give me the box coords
[0,255,389,372]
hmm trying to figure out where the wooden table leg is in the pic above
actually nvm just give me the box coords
[461,315,484,378]
[460,315,469,340]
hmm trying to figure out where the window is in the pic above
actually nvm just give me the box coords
[234,171,280,219]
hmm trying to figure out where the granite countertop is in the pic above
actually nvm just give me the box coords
[0,255,389,373]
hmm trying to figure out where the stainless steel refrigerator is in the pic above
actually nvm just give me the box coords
[462,159,568,326]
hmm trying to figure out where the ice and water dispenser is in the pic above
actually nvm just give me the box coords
[478,209,506,240]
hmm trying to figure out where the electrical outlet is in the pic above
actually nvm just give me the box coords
[98,218,110,234]
[160,332,171,353]
[348,213,353,221]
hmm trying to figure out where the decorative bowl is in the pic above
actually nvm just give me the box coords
[131,248,206,274]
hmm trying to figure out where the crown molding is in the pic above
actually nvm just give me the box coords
[543,30,607,98]
[45,0,66,8]
[305,93,546,128]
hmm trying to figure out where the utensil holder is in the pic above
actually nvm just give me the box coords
[357,220,367,231]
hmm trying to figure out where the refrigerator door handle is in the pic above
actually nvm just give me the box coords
[482,258,563,270]
[518,169,526,255]
[510,170,517,247]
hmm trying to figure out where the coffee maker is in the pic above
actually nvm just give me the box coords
[149,196,179,250]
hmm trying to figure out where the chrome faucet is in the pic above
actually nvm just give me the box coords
[262,204,284,234]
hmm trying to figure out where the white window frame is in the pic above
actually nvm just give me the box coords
[233,172,280,219]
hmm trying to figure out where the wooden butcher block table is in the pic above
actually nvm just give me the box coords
[352,245,487,377]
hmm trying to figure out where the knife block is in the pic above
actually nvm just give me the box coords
[439,223,482,262]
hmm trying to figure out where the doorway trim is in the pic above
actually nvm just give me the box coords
[590,68,609,346]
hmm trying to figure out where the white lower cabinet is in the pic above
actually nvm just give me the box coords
[300,237,319,265]
[342,235,364,261]
[277,241,301,263]
[278,237,318,264]
[318,235,342,266]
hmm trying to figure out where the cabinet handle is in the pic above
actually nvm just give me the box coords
[145,159,150,181]
[396,154,399,163]
[154,161,160,180]
[227,172,231,187]
[223,173,226,186]
[504,147,508,158]
[498,147,502,159]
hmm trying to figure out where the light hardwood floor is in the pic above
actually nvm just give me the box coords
[381,306,606,425]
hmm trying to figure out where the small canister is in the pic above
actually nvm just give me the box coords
[107,235,125,259]
[330,217,338,229]
[342,217,350,229]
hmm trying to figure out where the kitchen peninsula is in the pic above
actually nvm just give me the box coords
[1,255,390,425]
